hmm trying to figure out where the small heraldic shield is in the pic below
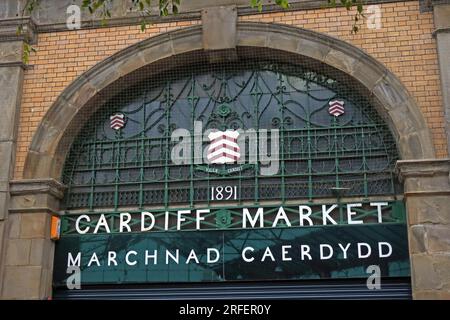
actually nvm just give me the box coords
[110,113,125,130]
[207,130,240,164]
[328,100,345,117]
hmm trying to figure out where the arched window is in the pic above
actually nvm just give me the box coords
[62,59,401,212]
[53,53,411,295]
[51,37,412,299]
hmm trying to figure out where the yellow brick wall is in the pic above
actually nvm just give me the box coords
[14,1,447,178]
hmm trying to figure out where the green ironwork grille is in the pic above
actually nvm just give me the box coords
[62,60,401,211]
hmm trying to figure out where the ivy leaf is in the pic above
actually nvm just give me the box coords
[22,42,36,64]
[357,2,363,14]
[275,0,290,9]
[92,2,101,10]
[250,0,263,12]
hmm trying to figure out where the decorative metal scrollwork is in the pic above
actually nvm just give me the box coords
[215,210,233,228]
[62,61,401,211]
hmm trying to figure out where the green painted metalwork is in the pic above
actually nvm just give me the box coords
[62,61,401,212]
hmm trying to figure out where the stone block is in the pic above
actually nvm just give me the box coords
[351,59,385,92]
[5,239,31,266]
[414,290,450,300]
[396,123,432,161]
[28,127,62,161]
[267,32,299,54]
[0,67,23,141]
[0,222,4,284]
[394,102,430,148]
[49,150,68,180]
[0,220,5,257]
[2,266,43,299]
[0,181,7,192]
[30,238,54,268]
[433,254,450,290]
[0,191,8,221]
[205,49,238,64]
[397,159,450,176]
[237,28,268,48]
[33,0,80,25]
[398,133,424,160]
[7,212,21,238]
[114,51,147,78]
[411,254,441,290]
[172,31,203,55]
[202,6,237,51]
[31,0,131,25]
[20,212,50,239]
[10,193,37,211]
[411,253,450,292]
[425,225,450,253]
[10,191,63,215]
[415,129,437,159]
[181,0,249,12]
[22,151,54,180]
[434,4,450,29]
[375,83,432,160]
[409,225,427,254]
[372,76,407,110]
[0,141,14,182]
[39,266,53,299]
[388,104,424,137]
[29,1,60,22]
[86,65,121,93]
[65,81,98,112]
[407,98,431,132]
[403,172,450,193]
[296,37,331,62]
[324,49,359,75]
[406,196,450,225]
[0,1,20,19]
[37,99,78,148]
[141,37,174,64]
[0,41,22,64]
[22,151,43,179]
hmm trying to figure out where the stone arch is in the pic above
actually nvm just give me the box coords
[23,22,435,180]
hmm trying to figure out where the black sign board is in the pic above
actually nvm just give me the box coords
[53,223,410,286]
